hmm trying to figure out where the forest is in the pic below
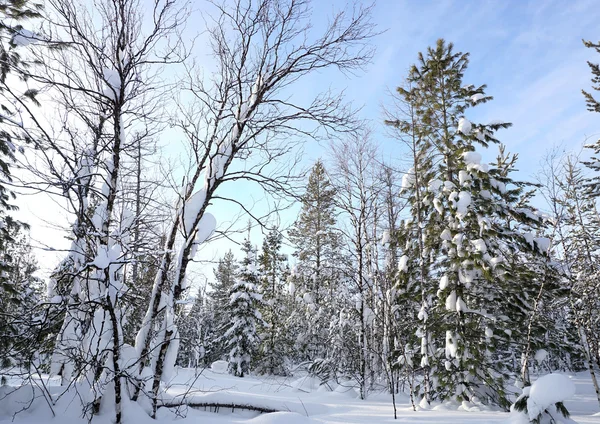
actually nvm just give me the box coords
[1,0,600,423]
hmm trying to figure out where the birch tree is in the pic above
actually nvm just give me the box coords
[131,0,375,415]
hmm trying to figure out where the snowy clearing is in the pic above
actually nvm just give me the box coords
[1,369,599,423]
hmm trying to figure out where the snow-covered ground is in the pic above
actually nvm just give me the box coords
[1,368,599,423]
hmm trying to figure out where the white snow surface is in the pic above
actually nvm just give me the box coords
[525,373,576,421]
[0,369,598,424]
[211,360,229,374]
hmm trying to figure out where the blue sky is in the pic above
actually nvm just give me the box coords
[189,0,600,279]
[23,0,600,282]
[307,0,600,170]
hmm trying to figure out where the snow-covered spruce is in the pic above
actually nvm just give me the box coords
[225,236,265,377]
[510,374,576,423]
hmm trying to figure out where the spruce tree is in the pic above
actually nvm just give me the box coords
[0,0,42,367]
[178,287,215,368]
[209,250,238,360]
[225,237,263,377]
[289,160,342,361]
[0,227,42,367]
[256,229,290,376]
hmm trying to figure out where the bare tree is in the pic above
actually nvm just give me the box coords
[130,0,376,415]
[536,148,600,407]
[329,131,381,399]
[10,0,187,421]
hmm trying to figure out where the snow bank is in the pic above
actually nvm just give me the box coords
[211,360,229,374]
[248,411,317,424]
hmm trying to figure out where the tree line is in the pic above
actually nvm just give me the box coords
[0,0,599,423]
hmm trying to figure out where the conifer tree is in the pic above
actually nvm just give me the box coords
[256,229,290,376]
[289,160,343,361]
[0,0,42,369]
[225,237,264,377]
[209,250,238,359]
[389,39,560,408]
[0,227,42,367]
[582,39,600,114]
[178,287,215,368]
[583,39,600,193]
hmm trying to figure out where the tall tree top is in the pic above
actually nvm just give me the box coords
[583,39,600,113]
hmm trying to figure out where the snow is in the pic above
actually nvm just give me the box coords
[525,374,576,421]
[535,349,548,363]
[458,170,470,185]
[211,360,229,374]
[534,237,551,253]
[440,229,452,241]
[445,290,457,311]
[91,244,121,269]
[490,179,507,194]
[195,212,217,244]
[380,229,390,245]
[462,151,482,166]
[401,168,416,190]
[303,292,314,304]
[439,275,449,290]
[398,255,409,272]
[471,93,485,103]
[454,191,471,218]
[457,117,472,135]
[443,181,455,191]
[0,369,598,424]
[456,296,467,313]
[182,190,207,235]
[471,239,487,253]
[434,198,444,215]
[523,232,534,248]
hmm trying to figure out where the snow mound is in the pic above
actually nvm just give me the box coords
[526,374,575,420]
[291,376,322,392]
[211,360,229,374]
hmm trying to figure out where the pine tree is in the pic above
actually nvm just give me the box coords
[389,39,560,408]
[582,39,600,114]
[385,78,440,405]
[225,237,264,377]
[289,160,343,361]
[256,229,290,376]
